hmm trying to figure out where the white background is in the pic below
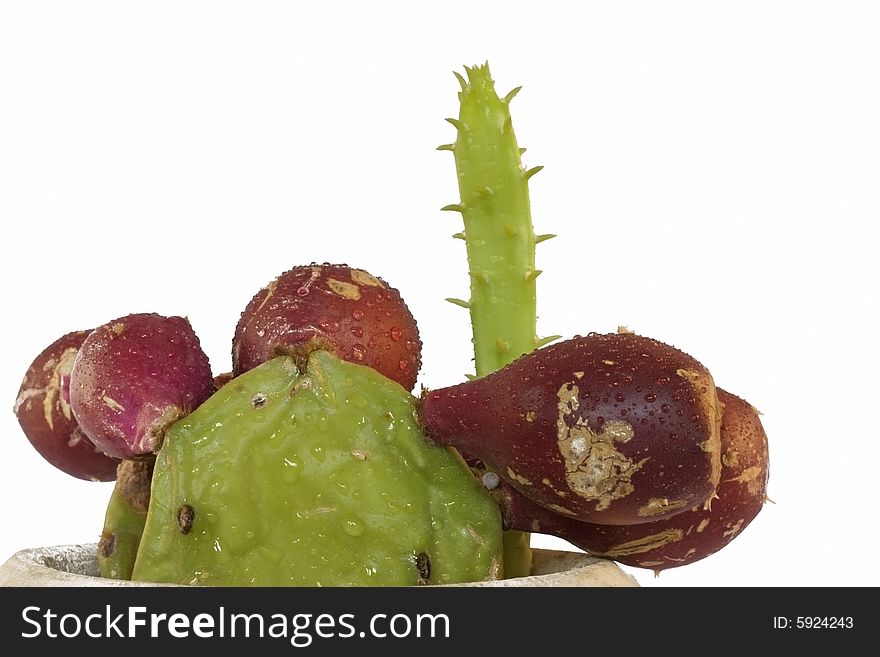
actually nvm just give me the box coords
[1,1,878,587]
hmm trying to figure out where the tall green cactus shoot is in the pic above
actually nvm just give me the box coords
[441,63,556,577]
[132,351,502,586]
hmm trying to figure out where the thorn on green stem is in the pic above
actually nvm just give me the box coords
[446,298,472,309]
[535,335,563,349]
[503,86,522,104]
[445,117,466,131]
[441,204,466,213]
[524,165,544,181]
[452,232,466,240]
[535,233,556,243]
[437,143,456,152]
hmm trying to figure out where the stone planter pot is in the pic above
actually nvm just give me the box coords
[0,544,638,587]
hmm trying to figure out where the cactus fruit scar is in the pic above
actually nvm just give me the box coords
[441,62,552,577]
[98,459,154,580]
[131,351,502,586]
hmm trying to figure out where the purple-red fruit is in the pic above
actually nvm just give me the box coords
[421,332,722,525]
[14,330,120,481]
[499,388,769,571]
[69,314,214,460]
[233,264,422,390]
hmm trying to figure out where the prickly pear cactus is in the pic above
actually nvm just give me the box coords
[441,63,556,576]
[98,459,153,580]
[131,351,502,586]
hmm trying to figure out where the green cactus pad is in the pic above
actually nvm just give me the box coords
[131,351,502,586]
[98,460,152,580]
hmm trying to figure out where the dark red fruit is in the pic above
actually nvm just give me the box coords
[14,330,120,481]
[69,314,214,459]
[499,388,769,571]
[233,264,421,390]
[421,332,722,525]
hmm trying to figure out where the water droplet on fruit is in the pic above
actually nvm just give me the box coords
[615,393,626,402]
[645,393,656,403]
[350,327,364,338]
[256,329,265,337]
[343,518,365,537]
[398,359,408,371]
[352,345,366,361]
[311,445,326,462]
[389,327,402,341]
[296,287,309,296]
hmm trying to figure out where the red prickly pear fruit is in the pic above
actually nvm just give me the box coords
[232,264,422,391]
[69,313,214,460]
[499,389,769,571]
[14,330,120,481]
[421,332,723,526]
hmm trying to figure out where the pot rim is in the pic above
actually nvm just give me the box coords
[0,544,639,587]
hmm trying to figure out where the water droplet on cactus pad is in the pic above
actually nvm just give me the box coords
[343,517,365,537]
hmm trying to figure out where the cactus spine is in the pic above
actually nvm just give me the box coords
[442,63,553,577]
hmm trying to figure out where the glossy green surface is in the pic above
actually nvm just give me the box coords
[132,352,501,586]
